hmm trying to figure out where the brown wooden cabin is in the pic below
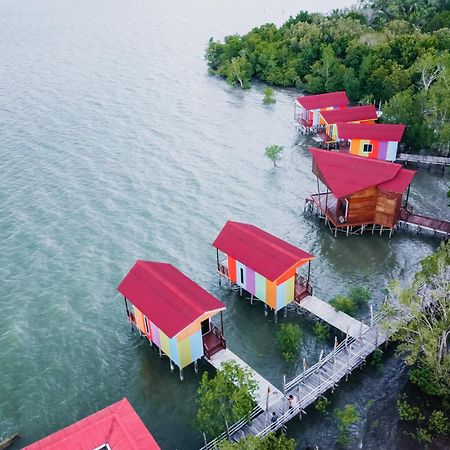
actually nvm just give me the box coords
[308,148,416,236]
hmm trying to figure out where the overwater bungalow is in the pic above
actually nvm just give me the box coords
[336,122,406,161]
[212,221,314,320]
[307,148,416,237]
[294,91,349,134]
[23,398,160,450]
[315,105,378,147]
[117,261,226,379]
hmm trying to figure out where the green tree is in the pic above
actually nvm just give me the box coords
[277,323,302,361]
[196,361,257,437]
[384,242,450,398]
[265,145,284,167]
[313,321,330,342]
[348,286,370,306]
[334,404,359,447]
[219,432,296,450]
[263,87,276,104]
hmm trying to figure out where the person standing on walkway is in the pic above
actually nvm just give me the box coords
[288,394,298,410]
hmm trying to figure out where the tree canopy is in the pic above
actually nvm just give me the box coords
[384,242,450,398]
[206,0,450,153]
[196,361,257,437]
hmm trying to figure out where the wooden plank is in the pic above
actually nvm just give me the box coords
[297,295,369,338]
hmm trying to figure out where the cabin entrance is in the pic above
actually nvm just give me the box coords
[201,319,210,335]
[202,313,227,359]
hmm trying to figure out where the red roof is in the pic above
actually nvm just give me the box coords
[336,122,406,142]
[320,105,378,124]
[310,148,415,198]
[23,398,160,450]
[212,221,313,281]
[117,262,225,338]
[296,91,349,110]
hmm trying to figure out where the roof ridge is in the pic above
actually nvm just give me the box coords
[138,262,205,317]
[231,222,307,261]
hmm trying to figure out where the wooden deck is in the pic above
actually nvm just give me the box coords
[295,295,370,339]
[200,312,389,449]
[397,153,450,170]
[399,207,450,237]
[206,348,283,410]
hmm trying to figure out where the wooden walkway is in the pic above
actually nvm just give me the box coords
[295,295,370,338]
[200,311,389,450]
[397,153,450,170]
[399,207,450,237]
[207,349,283,410]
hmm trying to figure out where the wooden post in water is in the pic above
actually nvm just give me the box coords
[274,309,278,323]
[194,359,198,374]
[344,326,350,353]
[170,358,174,372]
[250,294,254,305]
[370,305,374,328]
[179,367,184,381]
[264,304,268,317]
[159,347,162,358]
[316,349,323,375]
[284,306,288,318]
[225,420,230,439]
[302,358,307,384]
[203,433,208,447]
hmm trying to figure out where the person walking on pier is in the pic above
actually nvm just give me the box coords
[288,394,298,410]
[271,411,278,423]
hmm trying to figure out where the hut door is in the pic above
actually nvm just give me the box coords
[201,319,210,335]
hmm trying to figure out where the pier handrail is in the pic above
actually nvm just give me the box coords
[199,311,388,449]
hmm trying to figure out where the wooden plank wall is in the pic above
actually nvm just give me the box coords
[374,190,401,227]
[347,187,378,224]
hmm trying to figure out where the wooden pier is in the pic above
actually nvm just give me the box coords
[397,153,450,171]
[200,307,389,449]
[295,295,370,338]
[398,207,450,238]
[207,348,283,410]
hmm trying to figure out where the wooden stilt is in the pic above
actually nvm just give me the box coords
[194,359,198,374]
[284,306,288,318]
[302,358,306,384]
[370,305,374,328]
[264,304,268,317]
[179,367,184,381]
[250,294,254,305]
[159,347,162,358]
[379,225,383,236]
[274,310,278,323]
[170,359,174,372]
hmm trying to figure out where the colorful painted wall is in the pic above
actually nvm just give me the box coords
[297,104,345,127]
[227,256,296,312]
[346,139,399,161]
[128,302,204,368]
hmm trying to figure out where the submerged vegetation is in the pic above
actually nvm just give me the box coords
[277,323,302,361]
[206,0,450,153]
[334,404,359,447]
[330,286,370,316]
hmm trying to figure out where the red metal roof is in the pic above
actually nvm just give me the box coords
[23,398,160,450]
[212,221,314,281]
[310,148,415,198]
[320,105,378,124]
[379,167,416,194]
[117,262,225,338]
[336,122,406,141]
[296,91,349,110]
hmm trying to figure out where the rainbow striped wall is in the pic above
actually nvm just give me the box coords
[227,256,295,312]
[347,139,399,161]
[131,304,203,368]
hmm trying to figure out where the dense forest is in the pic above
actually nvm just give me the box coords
[206,0,450,154]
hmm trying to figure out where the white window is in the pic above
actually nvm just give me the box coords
[362,143,373,153]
